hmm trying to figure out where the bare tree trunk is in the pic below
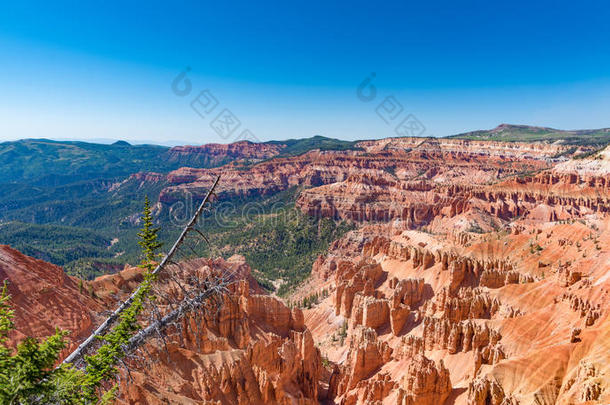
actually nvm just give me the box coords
[124,283,226,355]
[62,175,221,366]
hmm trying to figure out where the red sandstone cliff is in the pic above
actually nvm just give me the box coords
[0,245,102,352]
[3,141,610,404]
[164,141,284,168]
[0,250,325,404]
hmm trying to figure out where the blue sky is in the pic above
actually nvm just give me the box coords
[0,0,609,144]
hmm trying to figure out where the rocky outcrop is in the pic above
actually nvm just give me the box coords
[334,259,383,318]
[164,141,283,168]
[424,287,499,322]
[297,165,610,228]
[117,260,323,404]
[422,317,504,362]
[468,376,516,405]
[0,245,102,351]
[396,354,451,405]
[557,293,603,327]
[330,326,393,398]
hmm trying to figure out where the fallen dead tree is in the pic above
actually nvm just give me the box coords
[125,279,226,354]
[62,175,222,369]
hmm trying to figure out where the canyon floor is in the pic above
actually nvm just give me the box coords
[1,135,609,404]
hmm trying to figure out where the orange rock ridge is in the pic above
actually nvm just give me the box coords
[2,139,609,404]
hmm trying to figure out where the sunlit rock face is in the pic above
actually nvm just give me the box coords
[294,145,610,404]
[4,141,610,404]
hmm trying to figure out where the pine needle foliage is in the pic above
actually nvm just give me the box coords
[0,196,163,404]
[80,195,163,400]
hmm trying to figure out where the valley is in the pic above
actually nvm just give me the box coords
[0,125,609,404]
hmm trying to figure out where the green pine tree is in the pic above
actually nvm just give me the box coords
[79,196,163,401]
[0,281,76,403]
[0,197,165,404]
[137,195,163,271]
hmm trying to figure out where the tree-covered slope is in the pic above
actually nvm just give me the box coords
[448,124,610,145]
[267,135,360,157]
[0,139,180,186]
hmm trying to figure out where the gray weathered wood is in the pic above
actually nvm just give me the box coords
[62,175,221,366]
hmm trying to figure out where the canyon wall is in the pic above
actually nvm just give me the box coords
[2,139,609,404]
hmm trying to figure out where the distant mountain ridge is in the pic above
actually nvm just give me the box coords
[2,126,608,188]
[0,126,606,280]
[0,136,359,186]
[449,123,610,145]
[0,138,173,186]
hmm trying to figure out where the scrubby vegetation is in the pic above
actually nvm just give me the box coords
[572,147,606,159]
[193,188,354,296]
[467,221,485,234]
[338,321,348,345]
[291,289,330,309]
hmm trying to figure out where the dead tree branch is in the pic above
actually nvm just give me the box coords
[62,175,221,366]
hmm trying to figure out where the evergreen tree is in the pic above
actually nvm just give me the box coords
[0,197,164,404]
[137,195,163,270]
[0,281,78,403]
[79,196,163,400]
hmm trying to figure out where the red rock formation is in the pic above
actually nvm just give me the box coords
[334,259,383,318]
[396,354,451,405]
[156,137,570,207]
[333,326,393,393]
[300,173,610,404]
[6,140,610,404]
[0,248,323,404]
[0,245,102,351]
[468,376,515,405]
[113,258,323,404]
[164,140,284,168]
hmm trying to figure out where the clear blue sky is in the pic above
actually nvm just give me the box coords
[0,0,609,144]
